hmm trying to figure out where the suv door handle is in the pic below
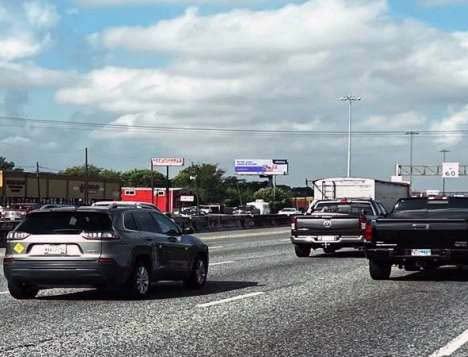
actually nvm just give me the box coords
[167,236,178,243]
[145,238,153,242]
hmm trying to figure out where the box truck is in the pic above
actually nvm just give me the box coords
[309,177,410,212]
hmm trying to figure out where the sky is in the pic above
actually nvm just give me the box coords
[2,0,468,191]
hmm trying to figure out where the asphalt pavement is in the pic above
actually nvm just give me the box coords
[0,228,467,356]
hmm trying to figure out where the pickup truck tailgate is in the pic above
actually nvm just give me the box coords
[374,219,468,248]
[296,215,362,236]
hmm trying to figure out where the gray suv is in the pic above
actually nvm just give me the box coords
[3,207,209,299]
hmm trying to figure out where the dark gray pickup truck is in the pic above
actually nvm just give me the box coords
[365,197,468,280]
[291,199,387,257]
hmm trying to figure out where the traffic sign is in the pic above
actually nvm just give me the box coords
[442,162,459,178]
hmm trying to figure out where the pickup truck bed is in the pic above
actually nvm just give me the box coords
[291,199,384,257]
[364,197,468,280]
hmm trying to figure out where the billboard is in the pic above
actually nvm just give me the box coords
[151,158,184,167]
[234,159,288,176]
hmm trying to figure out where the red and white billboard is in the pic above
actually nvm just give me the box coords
[151,158,184,167]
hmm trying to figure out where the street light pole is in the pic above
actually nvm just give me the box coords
[339,96,361,177]
[405,131,419,186]
[440,149,450,195]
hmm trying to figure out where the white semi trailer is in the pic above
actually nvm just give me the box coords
[310,177,410,212]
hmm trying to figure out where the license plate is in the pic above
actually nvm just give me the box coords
[411,249,431,256]
[43,244,67,256]
[318,235,337,242]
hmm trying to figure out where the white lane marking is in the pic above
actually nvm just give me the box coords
[197,292,265,308]
[209,245,225,249]
[210,261,234,266]
[0,291,9,295]
[279,238,291,242]
[429,329,468,357]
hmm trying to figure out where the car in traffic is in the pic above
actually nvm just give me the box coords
[3,206,209,299]
[278,207,302,216]
[92,201,161,212]
[1,209,27,222]
[233,205,261,215]
[291,198,387,256]
[364,197,468,280]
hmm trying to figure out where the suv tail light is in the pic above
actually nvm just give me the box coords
[6,231,30,240]
[291,216,297,231]
[81,231,119,240]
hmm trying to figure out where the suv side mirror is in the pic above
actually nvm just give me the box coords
[183,227,194,235]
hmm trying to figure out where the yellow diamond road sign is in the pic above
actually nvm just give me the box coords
[13,243,25,254]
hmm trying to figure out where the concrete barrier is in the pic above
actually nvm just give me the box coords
[0,215,292,248]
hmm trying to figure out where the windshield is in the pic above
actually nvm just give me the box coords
[16,212,113,235]
[394,198,468,211]
[313,202,374,215]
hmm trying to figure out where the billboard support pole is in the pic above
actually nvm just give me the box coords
[151,160,155,205]
[273,175,276,201]
[166,165,170,213]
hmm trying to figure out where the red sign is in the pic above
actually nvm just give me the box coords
[151,158,184,167]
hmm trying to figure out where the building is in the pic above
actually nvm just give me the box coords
[0,170,121,205]
[121,187,183,212]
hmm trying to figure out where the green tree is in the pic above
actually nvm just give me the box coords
[173,164,225,204]
[254,187,292,212]
[61,165,102,177]
[120,169,165,187]
[0,156,17,170]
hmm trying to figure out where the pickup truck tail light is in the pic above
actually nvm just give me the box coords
[291,217,297,231]
[363,222,373,242]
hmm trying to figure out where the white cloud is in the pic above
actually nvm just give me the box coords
[55,0,468,183]
[76,0,268,7]
[431,106,468,145]
[23,1,59,28]
[1,136,31,145]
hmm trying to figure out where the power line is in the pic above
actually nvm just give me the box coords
[0,114,467,137]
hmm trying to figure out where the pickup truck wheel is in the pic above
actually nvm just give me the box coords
[323,247,336,254]
[8,282,39,300]
[294,245,311,257]
[369,260,391,280]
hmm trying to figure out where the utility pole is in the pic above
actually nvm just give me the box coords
[440,149,450,195]
[150,159,155,205]
[85,147,89,205]
[36,161,41,202]
[405,131,419,186]
[339,95,361,177]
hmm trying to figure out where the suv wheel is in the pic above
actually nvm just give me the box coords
[128,262,150,298]
[184,257,207,289]
[294,245,311,257]
[8,282,39,300]
[369,260,391,280]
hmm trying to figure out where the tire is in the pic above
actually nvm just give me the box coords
[369,260,391,280]
[128,261,151,298]
[8,282,39,300]
[294,245,311,258]
[184,256,208,289]
[323,246,336,254]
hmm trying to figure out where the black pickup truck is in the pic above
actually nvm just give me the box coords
[291,199,387,257]
[365,197,468,280]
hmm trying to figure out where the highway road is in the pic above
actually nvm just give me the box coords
[0,227,468,357]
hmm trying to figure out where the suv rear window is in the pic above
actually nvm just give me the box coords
[16,212,113,234]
